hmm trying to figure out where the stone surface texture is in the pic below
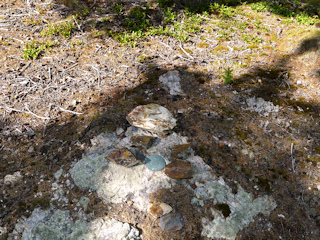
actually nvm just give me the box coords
[126,104,177,134]
[159,211,185,231]
[159,70,184,96]
[148,202,173,219]
[245,97,280,116]
[106,148,140,167]
[165,160,193,179]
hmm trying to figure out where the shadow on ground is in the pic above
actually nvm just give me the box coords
[1,1,320,239]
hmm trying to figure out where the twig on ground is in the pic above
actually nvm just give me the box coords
[91,66,101,88]
[269,122,297,140]
[291,143,295,173]
[1,106,24,113]
[63,63,79,72]
[159,41,173,51]
[12,38,24,44]
[59,107,83,115]
[25,106,51,120]
[179,43,194,60]
[177,54,195,62]
[73,15,83,33]
[18,62,31,75]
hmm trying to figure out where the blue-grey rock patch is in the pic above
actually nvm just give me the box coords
[159,70,184,96]
[145,155,166,171]
[13,208,141,240]
[159,211,185,232]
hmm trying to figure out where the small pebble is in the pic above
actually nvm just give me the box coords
[165,161,192,179]
[159,211,185,231]
[148,202,173,218]
[4,172,22,186]
[27,146,35,153]
[107,148,140,167]
[145,155,166,171]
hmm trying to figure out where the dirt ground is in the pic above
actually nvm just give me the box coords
[0,0,320,239]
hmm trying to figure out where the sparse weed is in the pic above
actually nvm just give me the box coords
[23,40,57,60]
[111,3,123,14]
[123,6,150,31]
[295,12,320,25]
[210,3,238,18]
[163,7,176,24]
[102,16,110,22]
[41,21,75,38]
[251,2,271,12]
[241,33,262,44]
[70,40,83,46]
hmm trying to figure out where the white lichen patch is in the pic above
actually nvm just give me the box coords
[192,177,277,240]
[245,97,280,116]
[96,162,175,210]
[70,152,110,191]
[15,208,141,240]
[18,209,88,240]
[83,217,141,240]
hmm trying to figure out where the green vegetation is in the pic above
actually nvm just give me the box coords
[107,3,205,46]
[221,67,233,84]
[210,2,240,18]
[40,20,75,38]
[18,0,320,55]
[23,40,58,60]
[241,33,262,44]
[111,2,123,14]
[251,1,320,25]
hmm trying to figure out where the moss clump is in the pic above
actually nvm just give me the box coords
[180,48,193,55]
[306,156,320,167]
[236,129,247,140]
[262,46,274,50]
[211,45,229,54]
[198,42,209,48]
[315,146,320,154]
[32,197,50,208]
[247,44,258,49]
[30,162,46,170]
[257,178,272,192]
[134,96,147,105]
[19,201,27,211]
